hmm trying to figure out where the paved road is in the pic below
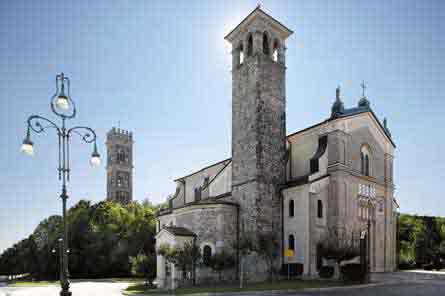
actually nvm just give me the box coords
[0,281,129,296]
[1,278,444,296]
[279,280,445,296]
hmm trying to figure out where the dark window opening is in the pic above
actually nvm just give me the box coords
[203,245,212,265]
[247,34,253,56]
[263,32,269,55]
[117,149,127,163]
[360,152,365,174]
[365,155,370,176]
[317,200,323,218]
[288,234,295,251]
[194,187,201,201]
[289,200,295,217]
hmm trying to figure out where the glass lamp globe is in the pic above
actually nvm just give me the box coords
[21,138,34,156]
[55,94,70,110]
[90,154,101,167]
[90,144,101,167]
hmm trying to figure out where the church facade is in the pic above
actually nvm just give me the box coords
[155,7,398,287]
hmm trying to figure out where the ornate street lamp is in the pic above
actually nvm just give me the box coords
[21,73,100,296]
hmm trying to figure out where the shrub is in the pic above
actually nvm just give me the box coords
[340,264,365,282]
[319,266,334,279]
[280,263,303,277]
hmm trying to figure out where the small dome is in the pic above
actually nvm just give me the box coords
[358,96,370,108]
[331,86,344,118]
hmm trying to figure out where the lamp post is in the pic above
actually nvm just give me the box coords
[21,73,100,296]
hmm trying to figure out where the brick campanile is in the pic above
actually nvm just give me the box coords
[106,127,133,204]
[225,7,293,276]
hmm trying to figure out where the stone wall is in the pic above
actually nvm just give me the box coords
[106,127,133,204]
[231,51,286,280]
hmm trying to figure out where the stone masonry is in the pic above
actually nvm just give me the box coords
[227,9,292,279]
[106,127,133,204]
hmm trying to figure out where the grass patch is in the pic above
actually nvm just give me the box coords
[9,280,58,287]
[9,278,144,287]
[125,280,346,295]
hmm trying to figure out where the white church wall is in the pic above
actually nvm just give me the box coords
[288,131,319,178]
[209,162,232,197]
[283,184,309,265]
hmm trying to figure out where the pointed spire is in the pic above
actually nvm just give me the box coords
[331,86,345,118]
[383,117,392,138]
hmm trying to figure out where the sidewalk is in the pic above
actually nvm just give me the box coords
[371,270,445,283]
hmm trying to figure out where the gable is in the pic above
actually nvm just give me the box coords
[343,112,394,156]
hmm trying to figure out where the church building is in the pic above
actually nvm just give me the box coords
[155,7,398,287]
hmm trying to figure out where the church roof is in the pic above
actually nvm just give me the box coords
[162,226,196,237]
[174,158,231,182]
[174,104,395,182]
[224,6,293,42]
[157,198,238,217]
[288,106,396,148]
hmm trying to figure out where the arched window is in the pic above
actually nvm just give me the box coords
[360,145,371,176]
[247,34,253,56]
[118,149,126,162]
[194,187,201,201]
[262,32,270,55]
[365,155,370,176]
[317,200,323,218]
[289,200,294,217]
[272,39,279,62]
[203,245,212,266]
[288,235,295,251]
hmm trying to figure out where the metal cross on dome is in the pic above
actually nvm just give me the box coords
[361,80,367,98]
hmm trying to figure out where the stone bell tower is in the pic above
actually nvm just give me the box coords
[106,127,133,204]
[225,6,293,276]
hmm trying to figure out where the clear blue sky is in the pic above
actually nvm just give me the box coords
[1,0,444,252]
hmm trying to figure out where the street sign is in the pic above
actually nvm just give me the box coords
[284,249,294,257]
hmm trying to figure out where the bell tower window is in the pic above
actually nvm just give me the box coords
[263,32,270,55]
[239,44,244,65]
[247,34,253,57]
[272,39,279,62]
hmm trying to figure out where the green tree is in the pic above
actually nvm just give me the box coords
[257,233,280,280]
[233,234,256,288]
[130,252,156,288]
[0,199,157,280]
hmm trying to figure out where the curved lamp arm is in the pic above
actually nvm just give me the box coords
[27,115,61,135]
[67,126,97,144]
